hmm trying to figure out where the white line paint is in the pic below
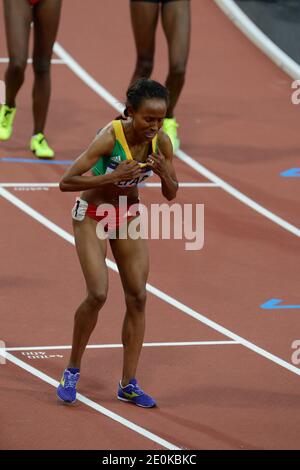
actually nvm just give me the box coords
[176,149,300,238]
[140,182,219,188]
[1,185,300,378]
[0,183,59,188]
[0,182,218,189]
[0,187,74,244]
[0,58,65,64]
[5,340,239,351]
[53,42,123,112]
[214,0,300,80]
[0,350,179,450]
[53,41,300,238]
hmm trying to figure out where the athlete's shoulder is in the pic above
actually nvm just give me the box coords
[95,121,116,139]
[157,129,173,157]
[90,122,116,156]
[95,122,116,143]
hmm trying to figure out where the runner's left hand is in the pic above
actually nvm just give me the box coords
[146,150,168,178]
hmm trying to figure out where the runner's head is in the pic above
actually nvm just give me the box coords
[124,78,169,141]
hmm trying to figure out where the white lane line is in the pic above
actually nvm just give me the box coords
[176,149,300,238]
[0,187,74,243]
[1,185,300,378]
[0,58,65,64]
[214,0,300,80]
[141,182,219,188]
[53,42,300,238]
[0,183,59,188]
[54,42,123,111]
[6,340,239,351]
[0,350,179,450]
[0,182,219,188]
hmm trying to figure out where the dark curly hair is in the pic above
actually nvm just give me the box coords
[115,78,169,119]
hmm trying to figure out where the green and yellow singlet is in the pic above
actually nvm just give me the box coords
[92,120,157,188]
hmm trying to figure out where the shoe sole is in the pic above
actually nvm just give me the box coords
[117,395,156,408]
[0,130,13,141]
[57,392,76,405]
[31,150,55,160]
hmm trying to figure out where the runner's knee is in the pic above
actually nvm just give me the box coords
[135,57,154,77]
[87,290,107,309]
[8,58,27,77]
[32,57,51,74]
[125,288,147,312]
[169,61,186,78]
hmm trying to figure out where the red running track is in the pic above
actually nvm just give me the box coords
[0,0,300,450]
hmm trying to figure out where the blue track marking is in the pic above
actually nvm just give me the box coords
[280,168,300,177]
[0,157,73,165]
[260,299,300,310]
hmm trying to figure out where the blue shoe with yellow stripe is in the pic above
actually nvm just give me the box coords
[57,369,80,404]
[117,378,156,408]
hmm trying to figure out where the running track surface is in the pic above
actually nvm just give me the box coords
[0,0,299,450]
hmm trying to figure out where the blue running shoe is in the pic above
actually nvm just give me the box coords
[57,369,80,404]
[117,378,156,408]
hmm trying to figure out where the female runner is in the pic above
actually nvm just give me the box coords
[0,0,62,158]
[129,0,191,151]
[57,78,178,407]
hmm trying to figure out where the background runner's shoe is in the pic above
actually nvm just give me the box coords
[57,369,80,404]
[0,105,16,141]
[163,117,180,152]
[117,378,156,408]
[30,133,55,158]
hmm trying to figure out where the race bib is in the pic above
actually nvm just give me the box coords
[71,198,88,221]
[105,161,153,188]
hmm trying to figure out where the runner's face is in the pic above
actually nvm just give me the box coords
[131,99,167,141]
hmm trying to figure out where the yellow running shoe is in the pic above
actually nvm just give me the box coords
[163,117,180,152]
[0,105,16,141]
[30,133,55,159]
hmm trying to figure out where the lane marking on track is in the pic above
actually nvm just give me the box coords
[0,182,219,189]
[260,299,300,310]
[53,42,300,239]
[1,185,300,378]
[0,157,73,165]
[0,58,65,64]
[5,340,239,351]
[214,0,300,80]
[0,183,59,188]
[280,168,300,178]
[0,350,179,450]
[175,149,300,238]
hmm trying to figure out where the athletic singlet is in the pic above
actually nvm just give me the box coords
[92,120,157,188]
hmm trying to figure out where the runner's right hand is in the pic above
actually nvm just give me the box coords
[113,160,141,182]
